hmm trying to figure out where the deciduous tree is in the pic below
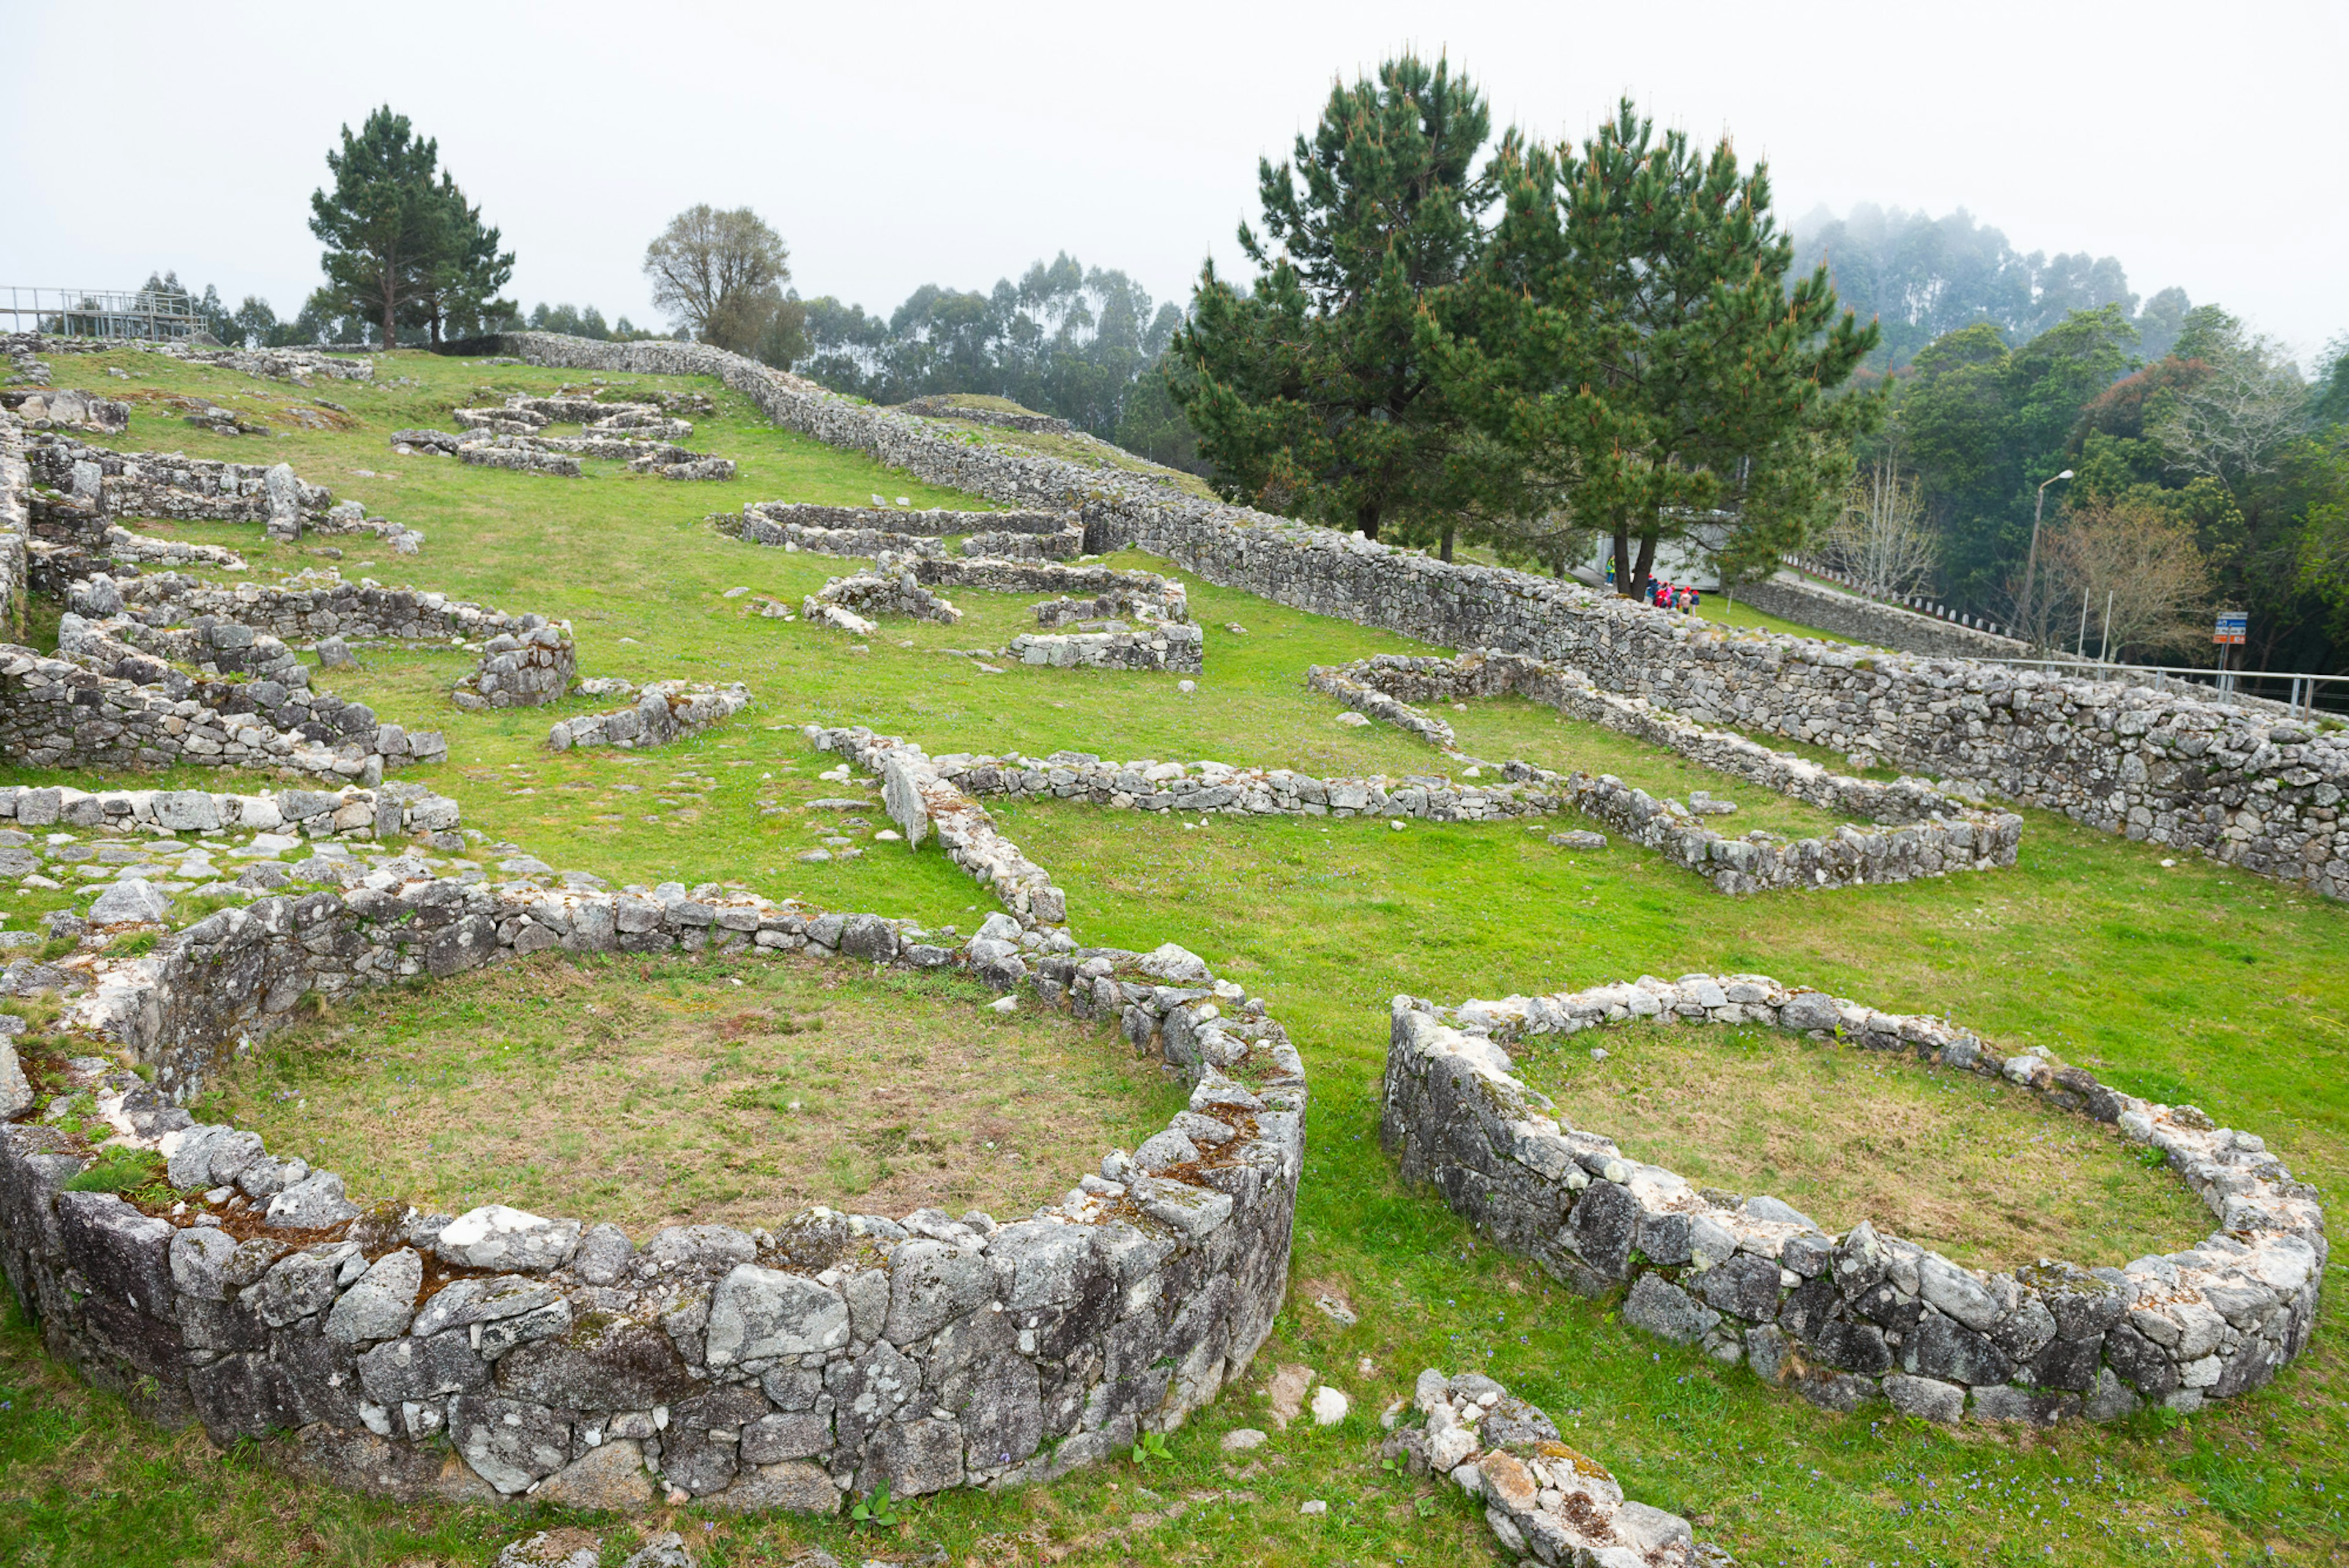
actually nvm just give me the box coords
[643,206,792,354]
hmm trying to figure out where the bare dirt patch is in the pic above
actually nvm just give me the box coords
[203,949,1186,1232]
[1513,1021,2212,1271]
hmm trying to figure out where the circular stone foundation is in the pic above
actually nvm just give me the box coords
[1382,973,2324,1425]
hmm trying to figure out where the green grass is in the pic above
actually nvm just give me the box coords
[206,948,1188,1230]
[2,346,2347,1566]
[1510,1020,2211,1271]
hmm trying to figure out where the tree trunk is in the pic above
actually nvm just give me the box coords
[1631,530,1660,603]
[1439,524,1455,563]
[1356,500,1381,542]
[1611,524,1633,596]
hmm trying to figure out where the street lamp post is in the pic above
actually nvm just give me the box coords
[2018,469,2074,646]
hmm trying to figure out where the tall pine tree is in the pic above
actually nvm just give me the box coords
[310,107,443,347]
[1434,100,1879,595]
[1171,54,1491,543]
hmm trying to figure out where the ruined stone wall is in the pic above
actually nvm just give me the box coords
[1005,626,1203,674]
[28,433,335,523]
[0,641,443,782]
[547,683,749,751]
[914,740,2017,896]
[92,572,535,647]
[1311,652,1995,827]
[1382,977,2325,1425]
[1,413,31,639]
[495,335,2349,898]
[743,502,1069,539]
[0,803,1304,1512]
[0,779,458,841]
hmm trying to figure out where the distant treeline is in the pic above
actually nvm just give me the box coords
[794,255,1203,473]
[1792,204,2191,372]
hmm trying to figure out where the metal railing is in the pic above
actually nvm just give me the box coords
[1,286,209,341]
[1978,653,2349,719]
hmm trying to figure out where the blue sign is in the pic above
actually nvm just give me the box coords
[2215,612,2247,645]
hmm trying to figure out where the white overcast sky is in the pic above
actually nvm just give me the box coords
[7,0,2344,362]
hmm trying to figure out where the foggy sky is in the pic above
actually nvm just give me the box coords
[7,0,2343,363]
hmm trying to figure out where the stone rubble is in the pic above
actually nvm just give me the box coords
[1382,975,2326,1425]
[1389,1368,1699,1567]
[454,622,577,710]
[1,387,130,434]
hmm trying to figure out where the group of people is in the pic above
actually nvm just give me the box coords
[1604,560,1704,611]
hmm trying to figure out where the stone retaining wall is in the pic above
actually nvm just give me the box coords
[0,775,1303,1512]
[547,683,750,751]
[495,334,2348,899]
[92,571,538,648]
[1735,574,2027,659]
[1383,976,2325,1425]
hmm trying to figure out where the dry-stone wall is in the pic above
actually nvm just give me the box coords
[455,623,576,710]
[964,525,1084,562]
[0,756,1304,1511]
[1389,1369,1699,1567]
[0,641,440,783]
[1005,624,1203,674]
[740,502,1067,540]
[1384,976,2325,1425]
[1734,574,2026,660]
[727,513,943,560]
[6,335,372,385]
[28,432,333,529]
[0,779,457,842]
[2,387,130,434]
[495,333,2349,899]
[803,565,962,630]
[1,412,31,636]
[546,682,750,751]
[911,738,2014,895]
[412,396,731,482]
[1313,652,2008,826]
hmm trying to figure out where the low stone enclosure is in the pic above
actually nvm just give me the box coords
[1309,649,2023,891]
[1390,1368,1701,1567]
[0,746,1304,1513]
[500,332,2349,901]
[3,332,374,386]
[396,393,735,481]
[59,567,575,721]
[1383,976,2325,1426]
[546,682,750,751]
[729,500,1085,562]
[801,555,1206,674]
[916,739,2016,894]
[1734,572,2027,661]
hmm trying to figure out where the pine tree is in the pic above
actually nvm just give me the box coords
[309,107,446,347]
[1435,100,1880,595]
[409,172,516,343]
[1170,54,1491,541]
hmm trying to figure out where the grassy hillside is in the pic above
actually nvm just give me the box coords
[2,346,2344,1567]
